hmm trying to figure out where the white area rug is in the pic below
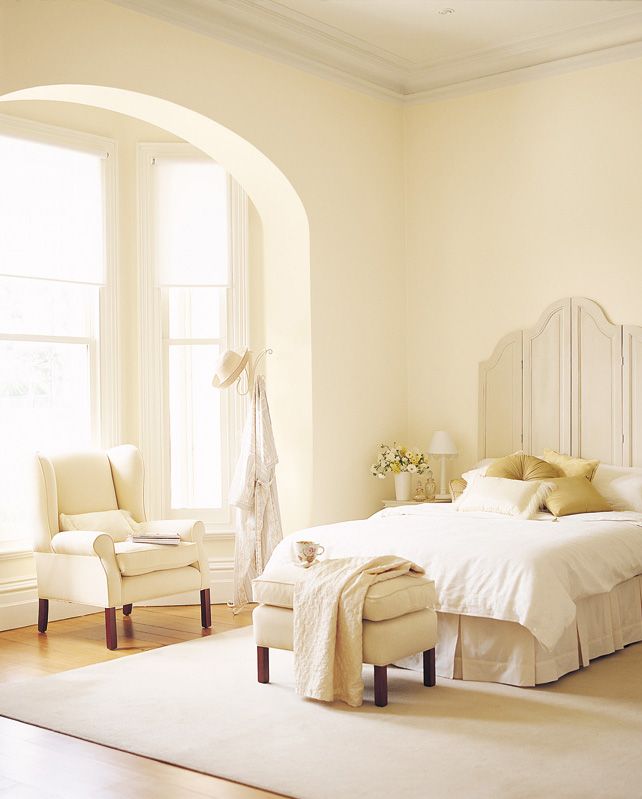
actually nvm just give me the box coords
[1,627,641,799]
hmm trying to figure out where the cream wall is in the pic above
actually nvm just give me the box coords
[404,56,642,479]
[0,0,406,595]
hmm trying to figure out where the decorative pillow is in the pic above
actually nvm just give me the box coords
[59,509,138,542]
[591,464,642,512]
[544,476,611,517]
[455,476,554,519]
[486,451,560,481]
[449,478,467,501]
[461,458,495,484]
[543,450,599,481]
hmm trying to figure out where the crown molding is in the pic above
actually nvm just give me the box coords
[109,0,406,100]
[108,0,642,103]
[406,38,642,105]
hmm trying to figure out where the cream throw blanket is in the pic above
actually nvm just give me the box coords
[293,556,425,707]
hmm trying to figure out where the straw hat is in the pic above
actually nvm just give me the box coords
[212,348,249,389]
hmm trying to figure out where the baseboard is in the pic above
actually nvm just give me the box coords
[0,557,234,631]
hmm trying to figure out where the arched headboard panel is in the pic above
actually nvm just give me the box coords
[479,297,641,466]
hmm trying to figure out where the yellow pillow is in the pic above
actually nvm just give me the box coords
[486,451,560,481]
[543,450,599,481]
[545,476,611,517]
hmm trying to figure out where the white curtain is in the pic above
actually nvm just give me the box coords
[229,375,283,611]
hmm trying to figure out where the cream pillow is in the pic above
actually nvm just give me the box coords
[544,476,611,517]
[592,464,642,512]
[455,476,554,519]
[59,509,138,542]
[461,458,495,484]
[543,450,599,481]
[486,451,561,481]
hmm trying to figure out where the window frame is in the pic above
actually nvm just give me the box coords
[0,113,119,548]
[138,143,248,533]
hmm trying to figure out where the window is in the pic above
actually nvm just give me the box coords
[0,118,116,544]
[139,145,247,528]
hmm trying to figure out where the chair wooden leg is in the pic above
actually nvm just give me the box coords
[37,598,49,633]
[105,608,117,650]
[423,648,436,687]
[200,588,211,629]
[374,665,388,707]
[122,603,133,616]
[257,646,270,684]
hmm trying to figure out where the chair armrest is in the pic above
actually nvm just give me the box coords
[139,519,209,589]
[51,530,116,560]
[137,519,204,544]
[50,530,122,607]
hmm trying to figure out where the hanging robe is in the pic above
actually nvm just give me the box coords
[229,375,283,611]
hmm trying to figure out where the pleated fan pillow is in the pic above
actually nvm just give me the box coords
[486,451,561,481]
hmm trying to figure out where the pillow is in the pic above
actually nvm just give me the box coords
[461,458,495,484]
[449,478,467,501]
[592,464,642,512]
[543,450,599,481]
[455,476,554,519]
[59,509,138,542]
[544,476,611,517]
[486,451,560,481]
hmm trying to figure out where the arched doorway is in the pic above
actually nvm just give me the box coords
[0,84,313,533]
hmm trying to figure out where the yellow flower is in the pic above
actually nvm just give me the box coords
[391,462,401,473]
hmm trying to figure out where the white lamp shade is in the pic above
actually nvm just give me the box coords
[428,430,458,456]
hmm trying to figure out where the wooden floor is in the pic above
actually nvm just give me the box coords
[0,605,288,799]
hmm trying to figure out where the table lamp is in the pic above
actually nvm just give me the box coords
[428,431,458,500]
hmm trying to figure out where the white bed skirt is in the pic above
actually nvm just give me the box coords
[402,575,642,686]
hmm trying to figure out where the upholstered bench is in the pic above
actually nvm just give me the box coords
[252,563,438,706]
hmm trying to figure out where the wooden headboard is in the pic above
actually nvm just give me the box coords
[478,297,642,466]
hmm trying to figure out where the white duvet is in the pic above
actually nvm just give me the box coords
[267,505,642,650]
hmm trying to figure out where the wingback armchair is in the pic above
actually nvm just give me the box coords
[33,445,211,649]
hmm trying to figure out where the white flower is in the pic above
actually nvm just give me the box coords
[407,464,417,473]
[377,473,385,479]
[386,451,395,462]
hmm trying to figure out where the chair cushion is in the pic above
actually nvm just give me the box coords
[114,541,199,577]
[252,563,436,622]
[59,509,138,543]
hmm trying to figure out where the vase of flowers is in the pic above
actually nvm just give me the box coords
[370,443,431,502]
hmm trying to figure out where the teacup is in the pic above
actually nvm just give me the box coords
[295,540,325,566]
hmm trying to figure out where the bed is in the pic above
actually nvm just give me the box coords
[267,297,642,686]
[267,503,642,685]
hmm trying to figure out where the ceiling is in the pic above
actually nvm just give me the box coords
[110,0,642,100]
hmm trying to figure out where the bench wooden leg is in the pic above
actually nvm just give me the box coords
[37,598,49,633]
[423,648,436,687]
[105,607,117,650]
[257,646,270,684]
[122,603,133,616]
[374,665,388,707]
[200,588,212,629]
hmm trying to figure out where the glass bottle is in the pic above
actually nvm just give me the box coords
[424,468,436,501]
